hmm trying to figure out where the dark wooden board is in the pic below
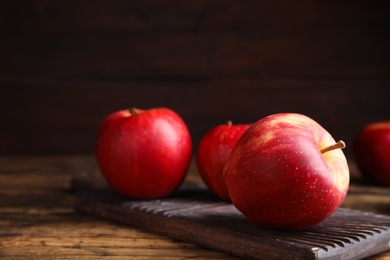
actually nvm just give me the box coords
[72,182,390,260]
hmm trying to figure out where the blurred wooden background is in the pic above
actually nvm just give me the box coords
[0,0,389,159]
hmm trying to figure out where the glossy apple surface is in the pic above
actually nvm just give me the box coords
[354,121,390,185]
[196,121,250,200]
[223,113,349,230]
[96,107,192,199]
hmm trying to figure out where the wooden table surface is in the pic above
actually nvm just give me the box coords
[1,155,390,259]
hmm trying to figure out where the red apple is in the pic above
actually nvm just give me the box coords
[196,121,250,201]
[354,121,390,185]
[96,107,192,199]
[223,113,349,230]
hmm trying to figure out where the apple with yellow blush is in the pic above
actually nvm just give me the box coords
[223,113,349,230]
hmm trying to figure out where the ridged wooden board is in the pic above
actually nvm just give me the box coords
[73,184,390,260]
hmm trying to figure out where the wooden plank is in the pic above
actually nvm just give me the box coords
[1,30,388,79]
[1,83,389,155]
[0,247,238,260]
[72,186,390,260]
[1,0,388,33]
[0,162,237,260]
[0,206,237,260]
[0,1,388,79]
[2,155,390,259]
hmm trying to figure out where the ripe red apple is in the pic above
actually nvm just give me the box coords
[354,121,390,185]
[223,113,349,230]
[96,107,192,199]
[196,121,250,201]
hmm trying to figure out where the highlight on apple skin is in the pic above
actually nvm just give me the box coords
[223,113,350,230]
[354,121,390,185]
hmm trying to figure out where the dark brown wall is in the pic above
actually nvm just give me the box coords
[1,1,389,159]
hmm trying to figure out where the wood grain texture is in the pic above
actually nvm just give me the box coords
[2,156,390,259]
[73,188,390,259]
[0,156,238,260]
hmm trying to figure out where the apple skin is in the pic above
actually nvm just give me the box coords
[223,113,349,230]
[96,107,192,199]
[196,121,250,201]
[354,122,390,185]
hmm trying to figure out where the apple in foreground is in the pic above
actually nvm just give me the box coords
[197,121,250,200]
[96,107,192,199]
[354,121,390,185]
[223,113,349,230]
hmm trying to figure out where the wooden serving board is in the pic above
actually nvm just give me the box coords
[72,181,390,260]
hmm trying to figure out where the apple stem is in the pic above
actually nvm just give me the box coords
[130,108,138,116]
[320,140,346,154]
[227,120,233,126]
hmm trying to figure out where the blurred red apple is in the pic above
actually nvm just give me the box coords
[354,121,390,185]
[197,121,250,200]
[223,113,349,230]
[96,107,192,199]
